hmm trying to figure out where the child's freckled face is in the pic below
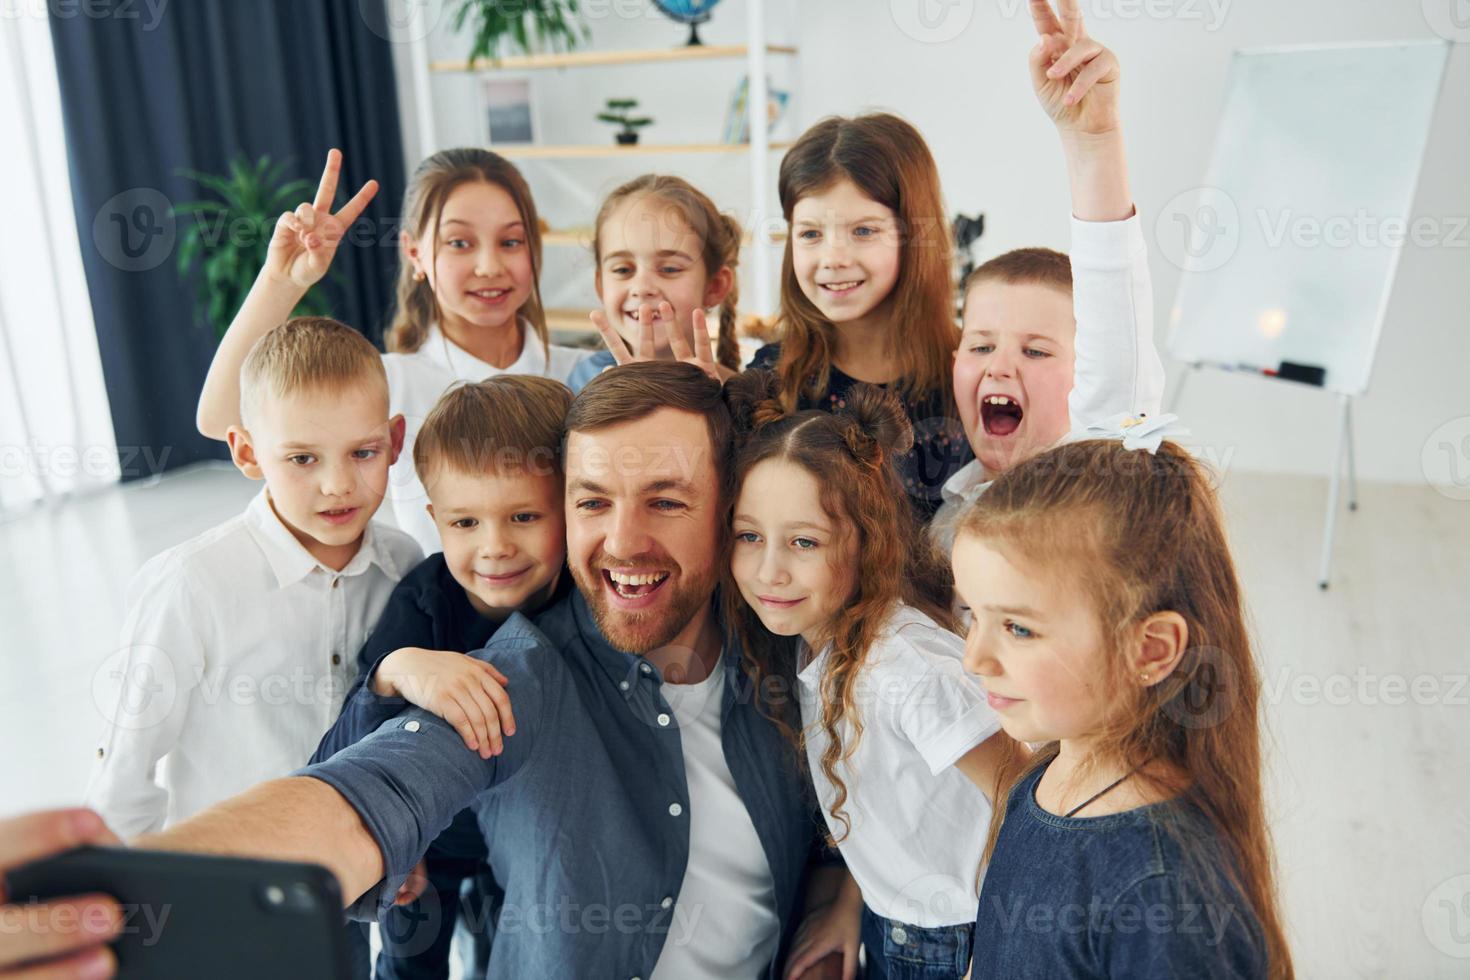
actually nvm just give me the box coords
[952,533,1109,744]
[243,386,400,563]
[731,459,856,647]
[426,466,566,618]
[410,181,535,336]
[596,196,723,358]
[790,179,901,325]
[953,280,1077,477]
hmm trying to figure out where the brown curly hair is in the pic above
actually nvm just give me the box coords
[723,369,955,843]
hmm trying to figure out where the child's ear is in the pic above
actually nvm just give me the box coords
[1134,611,1189,687]
[226,426,264,481]
[702,266,734,309]
[399,230,424,280]
[593,269,604,299]
[425,502,435,524]
[387,414,406,464]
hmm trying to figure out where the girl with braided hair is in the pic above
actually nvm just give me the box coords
[723,369,1020,979]
[573,174,745,391]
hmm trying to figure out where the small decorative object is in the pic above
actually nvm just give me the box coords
[1076,412,1190,454]
[952,211,986,308]
[173,155,333,340]
[450,0,589,66]
[485,77,535,145]
[651,0,724,47]
[597,98,653,145]
[722,76,789,144]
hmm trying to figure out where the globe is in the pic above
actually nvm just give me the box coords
[652,0,724,46]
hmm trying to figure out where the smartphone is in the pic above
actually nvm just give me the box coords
[4,846,352,979]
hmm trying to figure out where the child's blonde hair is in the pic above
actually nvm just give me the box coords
[239,316,386,425]
[772,113,957,410]
[957,438,1293,980]
[412,376,572,488]
[592,174,743,371]
[387,148,549,359]
[960,247,1073,316]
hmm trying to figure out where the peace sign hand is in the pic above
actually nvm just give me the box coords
[591,302,734,383]
[266,148,379,290]
[1029,0,1122,137]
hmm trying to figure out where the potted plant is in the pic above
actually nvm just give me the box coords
[173,155,334,340]
[597,98,653,145]
[450,0,589,66]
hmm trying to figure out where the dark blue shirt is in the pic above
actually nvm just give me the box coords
[973,765,1268,979]
[299,590,825,979]
[748,345,972,520]
[310,552,563,764]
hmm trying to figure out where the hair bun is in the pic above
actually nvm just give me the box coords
[725,368,789,437]
[839,384,914,461]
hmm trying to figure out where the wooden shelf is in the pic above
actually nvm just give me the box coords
[541,227,786,248]
[431,44,796,73]
[547,308,596,333]
[491,141,792,160]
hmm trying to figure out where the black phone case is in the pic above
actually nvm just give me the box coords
[4,846,351,979]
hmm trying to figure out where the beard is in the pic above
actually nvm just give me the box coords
[572,551,719,655]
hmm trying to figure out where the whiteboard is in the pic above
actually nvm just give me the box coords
[1165,41,1450,396]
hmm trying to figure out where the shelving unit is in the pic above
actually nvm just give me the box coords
[486,141,793,160]
[403,0,793,320]
[428,42,796,73]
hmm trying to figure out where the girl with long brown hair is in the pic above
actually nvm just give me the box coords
[574,173,744,390]
[952,433,1292,979]
[748,112,972,522]
[195,148,589,554]
[724,370,1016,980]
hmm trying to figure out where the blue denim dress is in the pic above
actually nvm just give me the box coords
[971,766,1269,979]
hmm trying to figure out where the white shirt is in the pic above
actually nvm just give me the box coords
[381,323,590,553]
[797,604,1001,928]
[930,213,1166,556]
[652,660,781,979]
[85,488,422,837]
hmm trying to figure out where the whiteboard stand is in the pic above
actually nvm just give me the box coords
[1171,364,1358,590]
[1317,393,1358,590]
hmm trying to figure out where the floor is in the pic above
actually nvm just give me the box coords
[2,462,1466,977]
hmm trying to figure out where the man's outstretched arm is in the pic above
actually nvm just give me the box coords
[134,776,385,904]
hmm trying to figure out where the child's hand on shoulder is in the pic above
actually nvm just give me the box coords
[265,148,378,291]
[373,647,514,759]
[1029,0,1121,138]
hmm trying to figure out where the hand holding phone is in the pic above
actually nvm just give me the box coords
[1,807,123,979]
[4,820,351,979]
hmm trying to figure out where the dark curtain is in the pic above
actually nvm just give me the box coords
[49,0,408,475]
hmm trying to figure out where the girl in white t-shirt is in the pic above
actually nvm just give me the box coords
[194,148,588,552]
[725,370,1021,980]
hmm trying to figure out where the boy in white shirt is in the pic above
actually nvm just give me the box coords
[931,238,1166,555]
[86,317,423,837]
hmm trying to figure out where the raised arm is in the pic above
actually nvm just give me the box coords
[133,776,385,904]
[1029,0,1132,222]
[1029,0,1165,422]
[195,149,379,438]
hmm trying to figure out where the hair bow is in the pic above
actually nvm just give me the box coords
[1074,412,1190,454]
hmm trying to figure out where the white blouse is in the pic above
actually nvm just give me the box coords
[381,322,589,553]
[797,603,1001,928]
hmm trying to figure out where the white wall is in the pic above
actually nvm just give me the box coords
[394,0,1470,485]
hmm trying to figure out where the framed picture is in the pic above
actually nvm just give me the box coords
[723,75,789,144]
[484,76,535,145]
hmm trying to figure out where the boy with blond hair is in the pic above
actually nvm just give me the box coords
[87,317,423,837]
[311,375,573,980]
